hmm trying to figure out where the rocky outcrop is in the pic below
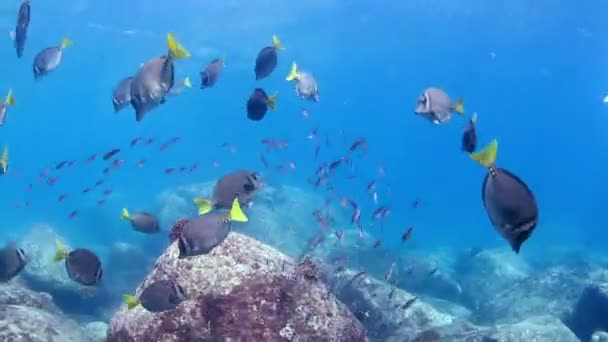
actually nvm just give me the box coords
[108,232,366,341]
[84,321,109,342]
[565,280,608,341]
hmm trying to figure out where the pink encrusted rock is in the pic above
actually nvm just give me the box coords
[107,232,367,341]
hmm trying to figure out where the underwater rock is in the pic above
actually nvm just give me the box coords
[0,304,93,341]
[592,331,608,342]
[84,321,109,342]
[564,280,608,341]
[107,232,366,341]
[329,269,455,341]
[0,281,61,314]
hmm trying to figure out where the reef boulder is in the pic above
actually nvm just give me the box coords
[564,279,608,341]
[107,232,366,341]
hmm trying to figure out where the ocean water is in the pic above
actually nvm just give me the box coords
[0,0,606,338]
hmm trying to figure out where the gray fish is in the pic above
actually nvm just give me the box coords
[136,280,186,312]
[472,140,538,253]
[121,208,159,234]
[414,87,464,124]
[212,170,263,209]
[112,77,134,113]
[167,77,192,97]
[0,243,27,282]
[286,62,319,102]
[0,90,16,127]
[12,0,31,59]
[200,59,224,89]
[33,38,72,80]
[64,248,102,286]
[254,35,284,80]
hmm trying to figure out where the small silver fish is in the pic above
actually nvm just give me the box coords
[286,62,319,102]
[414,87,464,124]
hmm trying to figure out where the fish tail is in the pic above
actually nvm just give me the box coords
[53,239,68,263]
[193,198,213,215]
[267,93,277,111]
[471,112,477,123]
[229,197,248,222]
[123,294,140,309]
[0,147,8,173]
[286,62,299,81]
[272,34,284,50]
[183,77,192,88]
[470,139,498,167]
[5,89,15,106]
[166,33,190,60]
[453,97,465,115]
[120,208,130,220]
[60,38,73,49]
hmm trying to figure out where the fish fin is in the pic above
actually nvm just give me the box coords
[470,139,498,167]
[229,197,248,222]
[5,89,15,106]
[123,294,140,309]
[183,77,192,88]
[286,62,299,81]
[267,93,277,111]
[120,208,130,220]
[193,198,213,215]
[471,112,477,123]
[272,34,284,50]
[0,147,8,173]
[453,97,465,115]
[53,239,67,262]
[166,33,190,60]
[60,37,72,49]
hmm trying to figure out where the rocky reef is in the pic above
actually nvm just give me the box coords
[108,232,366,341]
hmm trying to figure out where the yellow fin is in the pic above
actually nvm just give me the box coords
[183,77,192,88]
[0,147,8,174]
[229,197,248,222]
[272,34,284,50]
[453,97,465,115]
[120,208,130,220]
[5,89,15,106]
[470,139,498,167]
[267,93,277,111]
[60,37,72,49]
[286,62,299,81]
[471,112,477,124]
[193,198,213,216]
[123,294,140,309]
[53,239,68,263]
[167,33,190,60]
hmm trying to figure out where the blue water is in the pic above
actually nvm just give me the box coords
[0,0,606,318]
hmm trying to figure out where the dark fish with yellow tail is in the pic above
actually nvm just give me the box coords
[178,198,248,257]
[120,208,159,234]
[0,243,28,282]
[414,87,464,124]
[130,33,190,122]
[0,147,9,175]
[193,170,263,215]
[123,279,186,312]
[461,112,478,153]
[471,140,538,253]
[286,62,319,102]
[12,0,31,59]
[112,77,134,113]
[33,38,72,80]
[200,58,224,89]
[53,240,102,286]
[0,90,16,127]
[254,35,284,80]
[247,88,277,121]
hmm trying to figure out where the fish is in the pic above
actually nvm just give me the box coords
[167,77,192,97]
[0,147,9,175]
[123,279,186,312]
[254,35,283,80]
[286,62,319,102]
[33,38,72,80]
[461,112,478,153]
[0,90,16,127]
[53,240,102,286]
[120,208,160,234]
[130,137,143,147]
[414,87,464,124]
[348,138,368,156]
[55,160,69,170]
[470,140,539,253]
[103,148,120,160]
[85,153,97,163]
[112,77,134,113]
[12,1,31,58]
[402,226,413,242]
[194,170,263,215]
[130,33,190,121]
[0,243,28,282]
[247,88,277,121]
[200,58,224,89]
[178,198,248,257]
